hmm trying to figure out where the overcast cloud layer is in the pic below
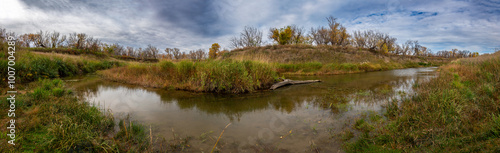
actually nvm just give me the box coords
[1,0,499,53]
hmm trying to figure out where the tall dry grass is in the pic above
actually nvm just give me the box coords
[99,59,279,93]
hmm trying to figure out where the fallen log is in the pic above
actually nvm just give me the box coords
[270,79,321,90]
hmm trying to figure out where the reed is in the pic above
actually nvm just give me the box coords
[211,123,231,153]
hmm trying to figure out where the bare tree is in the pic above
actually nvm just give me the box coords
[58,35,67,48]
[196,49,207,60]
[411,40,421,56]
[401,41,411,56]
[436,50,452,58]
[126,46,135,57]
[290,25,305,44]
[0,28,6,40]
[34,30,46,47]
[353,30,366,48]
[393,44,403,55]
[137,47,144,59]
[326,16,349,46]
[42,31,51,47]
[309,16,349,46]
[189,49,206,60]
[19,34,30,47]
[165,48,182,60]
[230,26,263,48]
[113,44,125,56]
[230,37,243,49]
[145,44,159,59]
[67,33,78,48]
[76,33,87,49]
[85,36,101,52]
[310,27,329,45]
[354,30,397,53]
[49,31,60,48]
[163,48,173,59]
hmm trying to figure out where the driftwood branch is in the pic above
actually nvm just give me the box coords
[270,79,321,90]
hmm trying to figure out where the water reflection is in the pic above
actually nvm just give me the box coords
[70,67,437,152]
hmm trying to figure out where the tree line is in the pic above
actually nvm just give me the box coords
[0,28,212,61]
[230,16,480,58]
[1,15,481,60]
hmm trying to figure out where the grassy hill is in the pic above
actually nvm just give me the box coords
[223,45,451,75]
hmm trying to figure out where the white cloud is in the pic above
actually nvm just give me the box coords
[1,0,498,53]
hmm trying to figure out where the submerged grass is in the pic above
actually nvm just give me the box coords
[100,59,279,93]
[343,51,500,152]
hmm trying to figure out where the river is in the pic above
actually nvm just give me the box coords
[68,67,437,152]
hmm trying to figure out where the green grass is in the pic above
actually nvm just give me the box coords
[344,51,500,152]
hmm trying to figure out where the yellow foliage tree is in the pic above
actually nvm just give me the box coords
[209,43,220,59]
[381,43,389,54]
[269,26,293,45]
[472,52,479,57]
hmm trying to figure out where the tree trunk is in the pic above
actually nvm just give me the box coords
[270,79,321,90]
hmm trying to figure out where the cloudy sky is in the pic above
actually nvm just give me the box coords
[1,0,499,53]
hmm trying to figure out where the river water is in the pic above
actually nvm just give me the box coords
[69,67,437,152]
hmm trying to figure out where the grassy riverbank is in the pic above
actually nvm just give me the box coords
[99,59,279,93]
[0,49,121,87]
[0,79,149,152]
[99,45,451,93]
[0,48,149,151]
[226,45,450,75]
[343,51,500,152]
